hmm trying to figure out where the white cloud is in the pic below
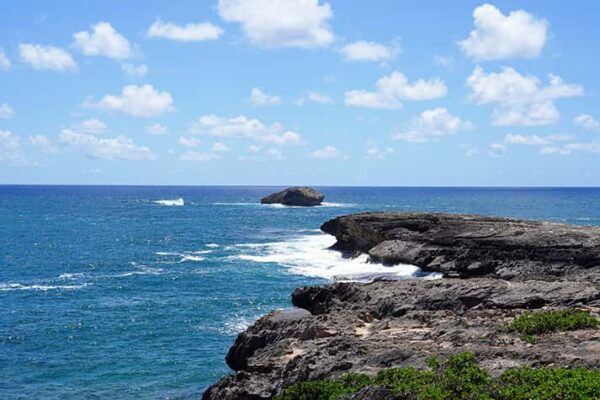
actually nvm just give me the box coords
[178,136,201,148]
[488,143,507,157]
[148,20,223,41]
[145,123,169,135]
[0,48,10,70]
[89,84,174,118]
[541,142,600,156]
[392,108,473,142]
[59,129,155,160]
[29,134,58,153]
[19,43,76,71]
[189,114,301,145]
[249,87,282,106]
[265,148,284,160]
[211,142,230,152]
[574,114,600,131]
[459,3,548,61]
[465,147,479,157]
[0,130,26,165]
[180,151,220,162]
[345,71,447,109]
[503,133,573,146]
[121,63,148,77]
[307,92,334,104]
[73,22,132,60]
[340,40,398,62]
[467,66,583,126]
[240,145,285,161]
[308,145,343,159]
[217,0,334,48]
[248,145,262,153]
[365,146,395,159]
[0,103,14,119]
[76,118,106,134]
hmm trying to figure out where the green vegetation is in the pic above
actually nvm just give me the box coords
[274,352,600,400]
[508,309,599,336]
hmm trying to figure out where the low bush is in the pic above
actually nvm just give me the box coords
[508,309,599,336]
[274,352,600,400]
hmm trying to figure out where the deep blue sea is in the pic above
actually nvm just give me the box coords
[2,186,600,399]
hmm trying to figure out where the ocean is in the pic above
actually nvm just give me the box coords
[2,186,600,399]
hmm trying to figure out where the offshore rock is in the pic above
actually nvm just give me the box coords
[261,187,325,207]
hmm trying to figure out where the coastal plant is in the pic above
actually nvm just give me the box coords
[508,309,599,336]
[274,352,600,400]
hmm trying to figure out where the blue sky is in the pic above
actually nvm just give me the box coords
[0,0,599,186]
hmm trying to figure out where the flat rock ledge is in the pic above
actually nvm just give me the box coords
[261,187,325,207]
[202,213,600,400]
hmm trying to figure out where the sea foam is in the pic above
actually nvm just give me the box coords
[231,233,440,282]
[154,197,184,206]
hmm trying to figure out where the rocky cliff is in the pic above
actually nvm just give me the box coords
[202,212,600,400]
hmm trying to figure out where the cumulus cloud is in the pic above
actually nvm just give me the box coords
[73,22,132,60]
[340,40,398,62]
[29,134,58,153]
[88,85,174,117]
[148,20,223,41]
[365,146,395,159]
[308,145,344,159]
[217,0,334,48]
[345,71,447,109]
[0,130,26,165]
[574,114,600,131]
[178,136,201,148]
[467,66,583,126]
[145,123,169,135]
[59,129,155,160]
[503,133,573,146]
[249,87,282,106]
[121,63,148,77]
[459,3,548,61]
[19,43,76,71]
[75,118,106,134]
[392,108,473,142]
[434,55,455,68]
[189,114,301,145]
[0,48,10,69]
[0,103,14,119]
[296,92,334,105]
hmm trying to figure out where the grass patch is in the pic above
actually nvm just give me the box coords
[508,309,599,336]
[274,352,600,400]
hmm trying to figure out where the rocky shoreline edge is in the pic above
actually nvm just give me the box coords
[202,212,600,400]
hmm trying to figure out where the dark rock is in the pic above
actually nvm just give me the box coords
[261,187,324,207]
[202,213,600,399]
[321,212,600,279]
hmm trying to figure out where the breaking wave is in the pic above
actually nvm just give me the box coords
[230,233,440,282]
[154,197,184,206]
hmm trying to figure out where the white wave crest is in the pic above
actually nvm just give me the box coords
[213,202,355,208]
[205,243,220,248]
[0,282,89,291]
[58,273,85,280]
[231,233,441,282]
[155,250,211,262]
[154,197,184,206]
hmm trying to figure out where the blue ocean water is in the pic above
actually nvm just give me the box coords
[1,186,600,399]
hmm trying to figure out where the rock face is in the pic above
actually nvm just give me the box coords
[202,213,600,400]
[261,187,325,207]
[321,212,600,279]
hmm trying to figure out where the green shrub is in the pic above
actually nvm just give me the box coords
[274,352,600,400]
[508,309,599,336]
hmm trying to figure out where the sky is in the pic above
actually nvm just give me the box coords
[0,0,599,186]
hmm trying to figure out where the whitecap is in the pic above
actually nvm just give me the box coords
[231,233,441,282]
[154,197,184,206]
[0,282,89,291]
[179,255,205,262]
[58,272,85,280]
[205,243,220,248]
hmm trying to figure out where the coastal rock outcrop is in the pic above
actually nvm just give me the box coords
[261,187,325,207]
[321,212,600,279]
[202,212,600,400]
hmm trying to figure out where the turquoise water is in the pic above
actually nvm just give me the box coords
[2,186,600,399]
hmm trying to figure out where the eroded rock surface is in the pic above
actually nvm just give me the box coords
[260,187,325,207]
[202,213,600,399]
[321,212,600,279]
